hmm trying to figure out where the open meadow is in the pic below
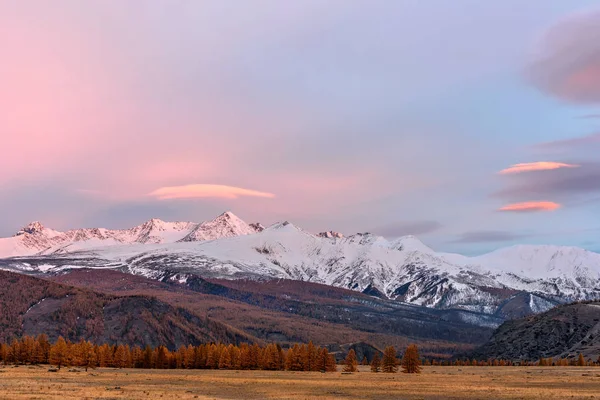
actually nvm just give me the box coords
[1,365,599,399]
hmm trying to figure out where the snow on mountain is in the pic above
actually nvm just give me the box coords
[178,211,261,242]
[0,212,258,258]
[318,231,344,239]
[1,212,599,319]
[472,245,600,282]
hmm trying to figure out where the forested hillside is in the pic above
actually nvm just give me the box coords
[0,270,251,348]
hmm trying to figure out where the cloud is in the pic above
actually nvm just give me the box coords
[498,162,579,175]
[373,220,443,237]
[494,162,600,200]
[498,201,561,212]
[452,230,530,243]
[148,184,276,200]
[533,132,600,151]
[527,8,600,103]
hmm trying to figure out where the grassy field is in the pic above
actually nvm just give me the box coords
[0,365,599,399]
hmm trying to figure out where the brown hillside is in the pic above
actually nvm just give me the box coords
[471,301,600,361]
[0,270,251,348]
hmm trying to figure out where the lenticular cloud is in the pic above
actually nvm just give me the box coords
[498,201,561,212]
[149,184,275,200]
[498,162,579,175]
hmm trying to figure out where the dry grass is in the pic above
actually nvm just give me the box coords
[0,365,599,399]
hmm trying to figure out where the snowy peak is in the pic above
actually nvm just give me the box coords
[131,218,195,244]
[344,232,389,247]
[390,235,434,254]
[15,221,47,236]
[249,223,265,232]
[318,231,344,239]
[0,212,262,257]
[179,211,258,242]
[473,244,600,281]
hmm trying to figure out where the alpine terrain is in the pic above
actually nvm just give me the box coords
[1,211,599,322]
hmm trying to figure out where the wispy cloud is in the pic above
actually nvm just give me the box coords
[527,8,600,104]
[149,184,276,200]
[451,230,530,243]
[533,132,600,151]
[498,201,561,212]
[498,162,579,175]
[494,162,600,200]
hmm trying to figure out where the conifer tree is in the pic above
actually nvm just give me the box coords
[401,344,422,374]
[155,346,168,369]
[218,347,232,369]
[206,344,220,369]
[577,353,585,366]
[113,345,129,368]
[382,346,398,373]
[343,349,358,372]
[370,352,381,372]
[361,356,368,366]
[230,345,242,370]
[326,353,337,372]
[49,336,69,370]
[305,341,319,371]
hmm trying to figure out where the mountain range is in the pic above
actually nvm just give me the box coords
[1,211,600,321]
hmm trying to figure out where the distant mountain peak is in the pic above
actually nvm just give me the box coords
[318,231,344,239]
[141,218,167,228]
[15,221,46,236]
[178,211,256,242]
[390,235,433,253]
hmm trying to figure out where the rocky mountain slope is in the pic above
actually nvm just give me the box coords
[0,270,251,348]
[470,300,600,361]
[50,268,496,357]
[1,212,599,319]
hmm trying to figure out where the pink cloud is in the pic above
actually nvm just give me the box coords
[527,8,600,103]
[498,162,579,175]
[148,184,276,200]
[498,201,561,212]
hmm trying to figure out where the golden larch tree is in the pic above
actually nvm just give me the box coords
[401,344,422,374]
[49,336,69,370]
[370,352,381,372]
[343,349,358,372]
[382,346,398,373]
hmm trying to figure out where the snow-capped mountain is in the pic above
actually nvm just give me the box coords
[0,212,262,257]
[178,211,258,242]
[1,212,599,319]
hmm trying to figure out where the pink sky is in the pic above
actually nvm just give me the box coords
[2,1,600,254]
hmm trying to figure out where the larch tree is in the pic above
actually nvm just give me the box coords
[343,349,358,372]
[401,344,422,374]
[361,356,368,366]
[218,347,232,369]
[49,336,69,370]
[577,353,586,366]
[382,346,398,373]
[370,352,381,373]
[326,353,338,372]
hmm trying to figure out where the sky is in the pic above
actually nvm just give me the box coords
[1,0,600,255]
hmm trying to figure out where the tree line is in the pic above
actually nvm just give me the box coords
[433,354,600,367]
[0,335,338,372]
[0,335,428,373]
[1,335,596,372]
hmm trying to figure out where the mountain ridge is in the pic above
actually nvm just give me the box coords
[1,211,599,319]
